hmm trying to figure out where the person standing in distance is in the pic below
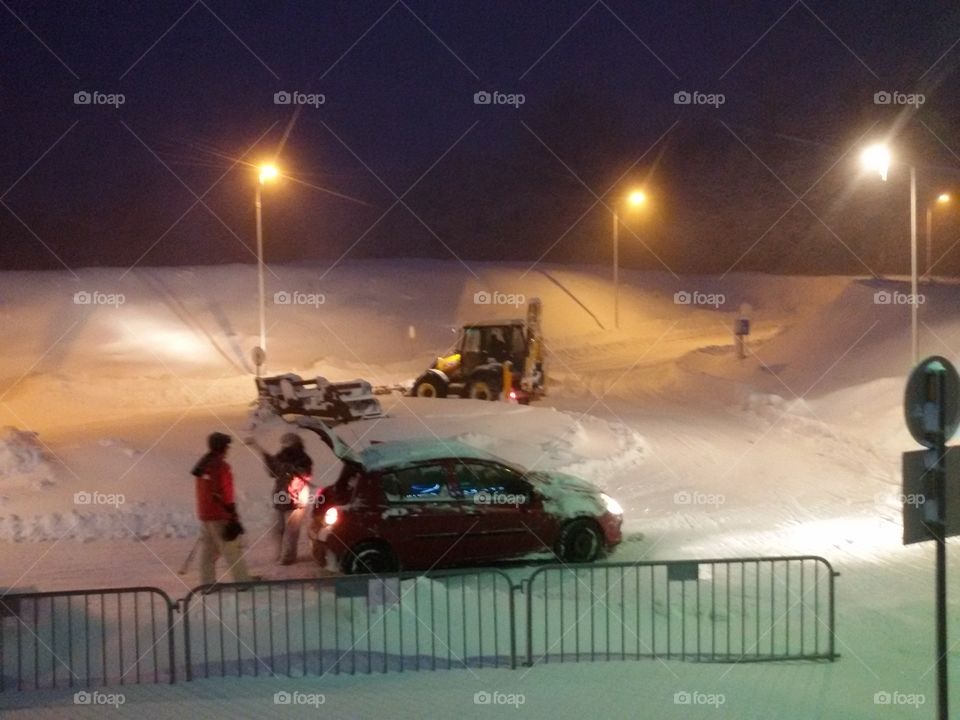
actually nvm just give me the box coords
[251,432,314,565]
[191,432,253,585]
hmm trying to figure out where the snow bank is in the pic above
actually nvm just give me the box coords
[537,416,647,483]
[0,426,57,491]
[0,505,195,543]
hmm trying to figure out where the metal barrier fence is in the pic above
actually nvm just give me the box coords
[0,557,837,693]
[0,587,176,691]
[524,556,837,665]
[182,569,517,680]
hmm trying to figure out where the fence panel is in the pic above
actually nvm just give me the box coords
[524,556,837,666]
[182,569,516,680]
[0,587,176,691]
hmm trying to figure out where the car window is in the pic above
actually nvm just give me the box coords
[509,326,525,355]
[462,328,481,353]
[382,464,451,502]
[453,462,530,498]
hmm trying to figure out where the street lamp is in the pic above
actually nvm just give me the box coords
[861,143,919,364]
[612,189,647,329]
[926,193,952,276]
[255,163,279,375]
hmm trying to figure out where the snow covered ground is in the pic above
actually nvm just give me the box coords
[1,260,958,718]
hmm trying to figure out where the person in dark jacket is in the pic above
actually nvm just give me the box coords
[191,432,252,585]
[250,432,314,565]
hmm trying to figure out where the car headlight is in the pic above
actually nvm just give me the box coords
[601,493,623,515]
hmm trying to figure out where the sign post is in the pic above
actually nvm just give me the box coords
[734,319,750,360]
[903,356,960,720]
[251,346,266,378]
[734,304,751,361]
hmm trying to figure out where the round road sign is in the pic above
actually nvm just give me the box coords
[905,356,960,448]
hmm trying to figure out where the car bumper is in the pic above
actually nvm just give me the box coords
[599,512,623,548]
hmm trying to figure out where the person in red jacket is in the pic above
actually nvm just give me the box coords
[191,432,253,585]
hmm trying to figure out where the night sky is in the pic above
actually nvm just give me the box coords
[2,1,960,274]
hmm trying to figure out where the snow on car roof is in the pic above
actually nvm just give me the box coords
[359,437,507,472]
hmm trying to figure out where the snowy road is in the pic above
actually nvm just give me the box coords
[2,262,959,718]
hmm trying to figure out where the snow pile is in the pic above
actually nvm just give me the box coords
[741,392,837,440]
[0,426,57,490]
[538,416,647,483]
[454,413,647,486]
[0,505,196,543]
[96,437,143,458]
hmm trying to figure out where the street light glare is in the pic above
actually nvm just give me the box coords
[627,190,646,207]
[938,193,951,204]
[259,164,280,184]
[861,144,890,182]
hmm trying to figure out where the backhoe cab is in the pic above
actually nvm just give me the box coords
[412,298,545,403]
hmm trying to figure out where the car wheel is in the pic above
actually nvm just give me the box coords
[414,375,447,398]
[555,519,603,563]
[343,541,398,574]
[468,379,500,401]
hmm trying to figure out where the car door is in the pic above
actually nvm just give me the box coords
[452,461,546,561]
[378,462,471,570]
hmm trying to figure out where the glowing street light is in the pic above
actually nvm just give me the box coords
[861,143,891,182]
[612,188,648,330]
[255,162,281,375]
[259,163,279,184]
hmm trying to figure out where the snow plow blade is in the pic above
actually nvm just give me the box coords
[255,374,385,425]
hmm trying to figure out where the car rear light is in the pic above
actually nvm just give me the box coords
[323,506,339,526]
[509,390,517,400]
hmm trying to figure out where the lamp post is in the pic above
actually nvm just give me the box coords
[926,193,952,277]
[612,189,646,330]
[255,163,279,374]
[861,144,919,364]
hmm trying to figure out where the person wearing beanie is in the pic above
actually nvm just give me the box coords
[190,432,253,585]
[249,432,314,565]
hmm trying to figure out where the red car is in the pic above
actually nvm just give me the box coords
[297,418,625,574]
